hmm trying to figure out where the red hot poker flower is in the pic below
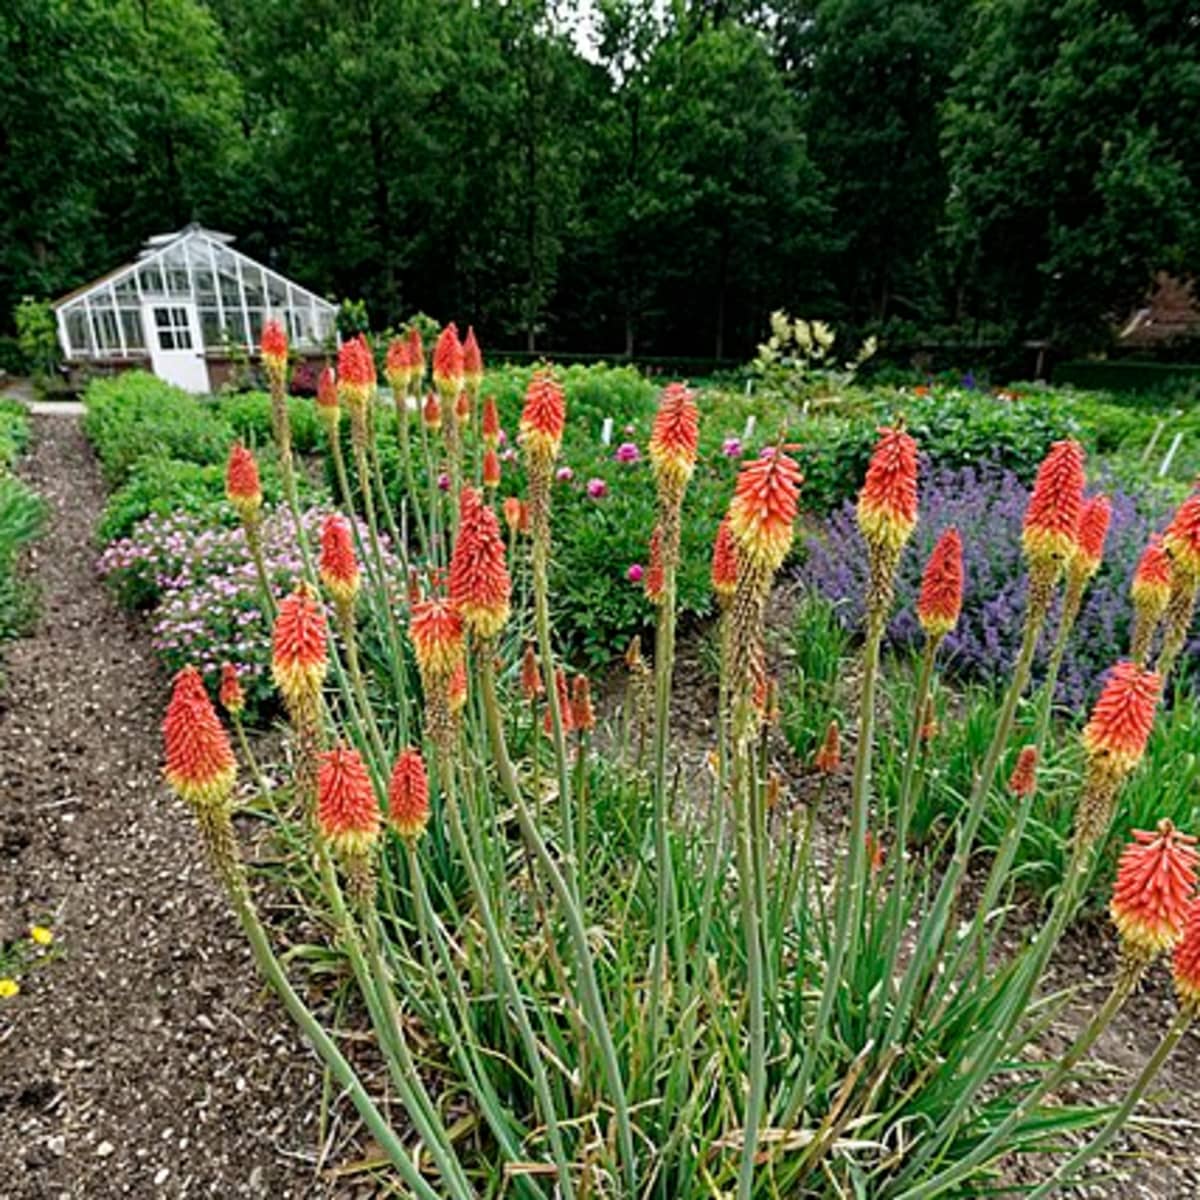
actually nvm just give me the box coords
[711,516,738,606]
[1132,535,1173,614]
[482,448,501,490]
[1073,494,1112,577]
[1110,819,1199,958]
[1164,491,1200,579]
[544,667,575,735]
[316,366,340,427]
[317,745,381,854]
[728,450,804,573]
[502,495,523,535]
[1172,898,1200,1009]
[1022,439,1086,566]
[857,426,919,552]
[521,643,544,699]
[1007,745,1039,797]
[648,382,700,496]
[813,719,840,773]
[219,663,245,716]
[519,372,566,463]
[260,319,288,372]
[917,527,963,640]
[407,326,425,382]
[389,748,430,842]
[423,392,442,432]
[272,585,329,711]
[337,335,376,411]
[226,443,263,519]
[571,674,596,732]
[433,323,464,399]
[1081,660,1161,774]
[462,326,483,392]
[163,666,236,808]
[319,514,360,610]
[482,396,500,448]
[449,487,512,639]
[448,658,468,715]
[409,597,464,681]
[385,337,413,391]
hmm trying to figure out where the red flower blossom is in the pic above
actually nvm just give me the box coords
[502,495,523,535]
[1008,745,1039,797]
[519,371,566,463]
[449,487,512,639]
[163,666,236,807]
[337,335,376,410]
[482,396,500,448]
[409,597,464,681]
[1110,819,1199,957]
[645,525,665,604]
[521,644,544,700]
[260,319,288,372]
[319,514,360,610]
[317,745,381,854]
[433,323,464,398]
[571,674,595,732]
[544,667,575,735]
[316,366,340,426]
[423,392,442,432]
[711,515,738,605]
[407,326,425,380]
[272,585,329,710]
[225,443,262,518]
[813,719,840,773]
[728,450,804,572]
[1132,534,1173,614]
[1164,490,1200,578]
[389,748,430,841]
[917,527,963,639]
[482,448,501,489]
[385,337,413,391]
[1172,898,1200,1009]
[455,389,471,425]
[856,426,919,551]
[648,382,700,495]
[1022,439,1086,566]
[462,326,483,391]
[1074,494,1112,577]
[218,663,245,716]
[1081,660,1161,773]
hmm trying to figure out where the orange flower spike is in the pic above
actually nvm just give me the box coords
[857,426,919,552]
[433,323,464,401]
[271,584,329,711]
[727,450,804,573]
[218,663,245,717]
[448,659,468,714]
[407,326,425,387]
[449,486,512,639]
[711,516,739,607]
[521,644,544,700]
[409,597,465,681]
[260,318,288,374]
[462,326,483,397]
[645,525,665,604]
[1007,745,1039,797]
[337,334,376,414]
[648,382,700,497]
[1110,819,1199,959]
[1132,535,1173,615]
[317,745,381,855]
[423,392,442,433]
[502,495,523,536]
[1172,898,1200,1009]
[316,366,341,431]
[1081,660,1161,774]
[571,674,596,732]
[388,748,430,842]
[482,448,501,490]
[519,371,567,463]
[225,443,263,521]
[917,527,964,640]
[482,396,501,448]
[319,514,360,611]
[163,666,237,808]
[385,337,413,393]
[1163,491,1200,579]
[813,719,841,773]
[545,667,575,735]
[1073,494,1112,578]
[1022,439,1087,567]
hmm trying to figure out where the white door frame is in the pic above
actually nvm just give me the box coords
[144,301,209,393]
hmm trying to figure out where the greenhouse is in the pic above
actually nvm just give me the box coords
[52,224,337,393]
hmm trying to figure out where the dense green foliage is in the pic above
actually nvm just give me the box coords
[6,1,1199,360]
[0,402,44,647]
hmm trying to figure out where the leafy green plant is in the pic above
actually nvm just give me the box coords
[13,296,58,379]
[217,391,323,455]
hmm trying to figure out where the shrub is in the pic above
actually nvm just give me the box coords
[0,469,45,645]
[0,398,32,469]
[216,390,323,455]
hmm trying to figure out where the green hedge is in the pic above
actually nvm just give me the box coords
[1054,358,1200,393]
[0,403,45,646]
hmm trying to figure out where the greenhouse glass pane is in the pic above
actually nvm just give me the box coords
[121,309,145,350]
[292,307,314,344]
[66,309,92,356]
[139,264,165,295]
[241,264,264,306]
[115,276,138,302]
[247,308,265,344]
[266,273,287,307]
[200,308,222,347]
[224,311,249,347]
[215,248,242,306]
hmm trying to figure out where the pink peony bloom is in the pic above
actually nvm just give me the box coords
[556,466,575,483]
[587,478,608,499]
[627,563,644,584]
[615,442,641,463]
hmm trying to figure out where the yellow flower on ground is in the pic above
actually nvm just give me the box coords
[30,925,53,946]
[0,978,19,998]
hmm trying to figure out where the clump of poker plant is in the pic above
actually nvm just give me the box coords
[156,321,1200,1199]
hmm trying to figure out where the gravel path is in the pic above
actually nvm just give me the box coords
[0,416,324,1198]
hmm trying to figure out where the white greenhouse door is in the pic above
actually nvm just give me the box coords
[144,302,209,393]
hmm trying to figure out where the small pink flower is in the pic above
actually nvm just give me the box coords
[760,445,776,458]
[437,472,451,491]
[627,563,644,584]
[624,424,636,435]
[497,429,507,447]
[722,437,743,458]
[615,442,641,463]
[556,466,575,483]
[501,448,518,463]
[587,478,608,499]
